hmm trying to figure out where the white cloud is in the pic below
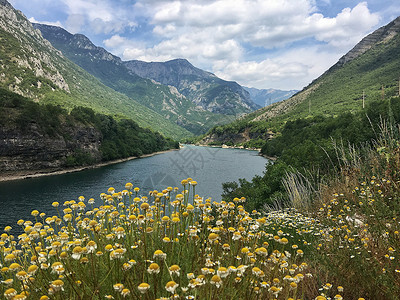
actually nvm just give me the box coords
[111,0,380,89]
[314,2,380,48]
[103,35,129,49]
[28,17,63,28]
[65,14,86,34]
[60,0,138,35]
[153,24,177,36]
[129,1,380,54]
[214,46,342,90]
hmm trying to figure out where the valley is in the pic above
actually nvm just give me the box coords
[1,0,400,298]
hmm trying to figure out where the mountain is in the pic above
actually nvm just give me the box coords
[199,15,400,146]
[243,87,298,107]
[123,59,260,115]
[32,24,236,135]
[0,0,190,139]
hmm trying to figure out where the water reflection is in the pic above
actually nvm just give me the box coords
[0,145,267,236]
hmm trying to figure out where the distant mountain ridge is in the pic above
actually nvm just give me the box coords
[243,87,298,107]
[124,59,260,114]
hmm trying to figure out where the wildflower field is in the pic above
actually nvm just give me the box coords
[0,180,319,300]
[1,131,400,299]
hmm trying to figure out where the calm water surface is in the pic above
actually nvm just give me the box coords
[0,145,267,235]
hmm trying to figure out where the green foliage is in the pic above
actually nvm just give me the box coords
[222,161,291,211]
[223,97,400,210]
[0,88,68,136]
[69,107,179,161]
[65,149,95,167]
[262,97,400,166]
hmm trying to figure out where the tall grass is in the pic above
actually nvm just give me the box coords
[280,121,400,299]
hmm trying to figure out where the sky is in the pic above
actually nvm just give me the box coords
[8,0,400,90]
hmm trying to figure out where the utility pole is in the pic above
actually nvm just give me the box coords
[362,90,365,109]
[398,77,400,97]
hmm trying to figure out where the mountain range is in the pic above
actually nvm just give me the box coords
[123,58,259,114]
[243,87,298,107]
[31,23,297,135]
[0,0,297,142]
[32,23,248,135]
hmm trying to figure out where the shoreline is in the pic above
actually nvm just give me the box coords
[0,148,180,183]
[195,143,261,152]
[258,153,277,161]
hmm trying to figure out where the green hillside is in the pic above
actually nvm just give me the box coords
[288,33,400,118]
[0,2,191,139]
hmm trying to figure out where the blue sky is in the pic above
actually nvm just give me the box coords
[9,0,400,90]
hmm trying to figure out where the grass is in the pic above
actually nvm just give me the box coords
[275,122,400,299]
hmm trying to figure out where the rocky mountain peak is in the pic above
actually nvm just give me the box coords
[124,58,214,80]
[123,58,259,114]
[33,23,122,64]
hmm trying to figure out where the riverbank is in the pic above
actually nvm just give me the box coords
[195,143,261,151]
[258,152,277,161]
[0,148,180,182]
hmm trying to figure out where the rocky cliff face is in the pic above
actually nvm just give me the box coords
[0,0,70,98]
[0,122,101,174]
[124,59,260,115]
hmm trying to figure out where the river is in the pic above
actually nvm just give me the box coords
[0,145,267,235]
